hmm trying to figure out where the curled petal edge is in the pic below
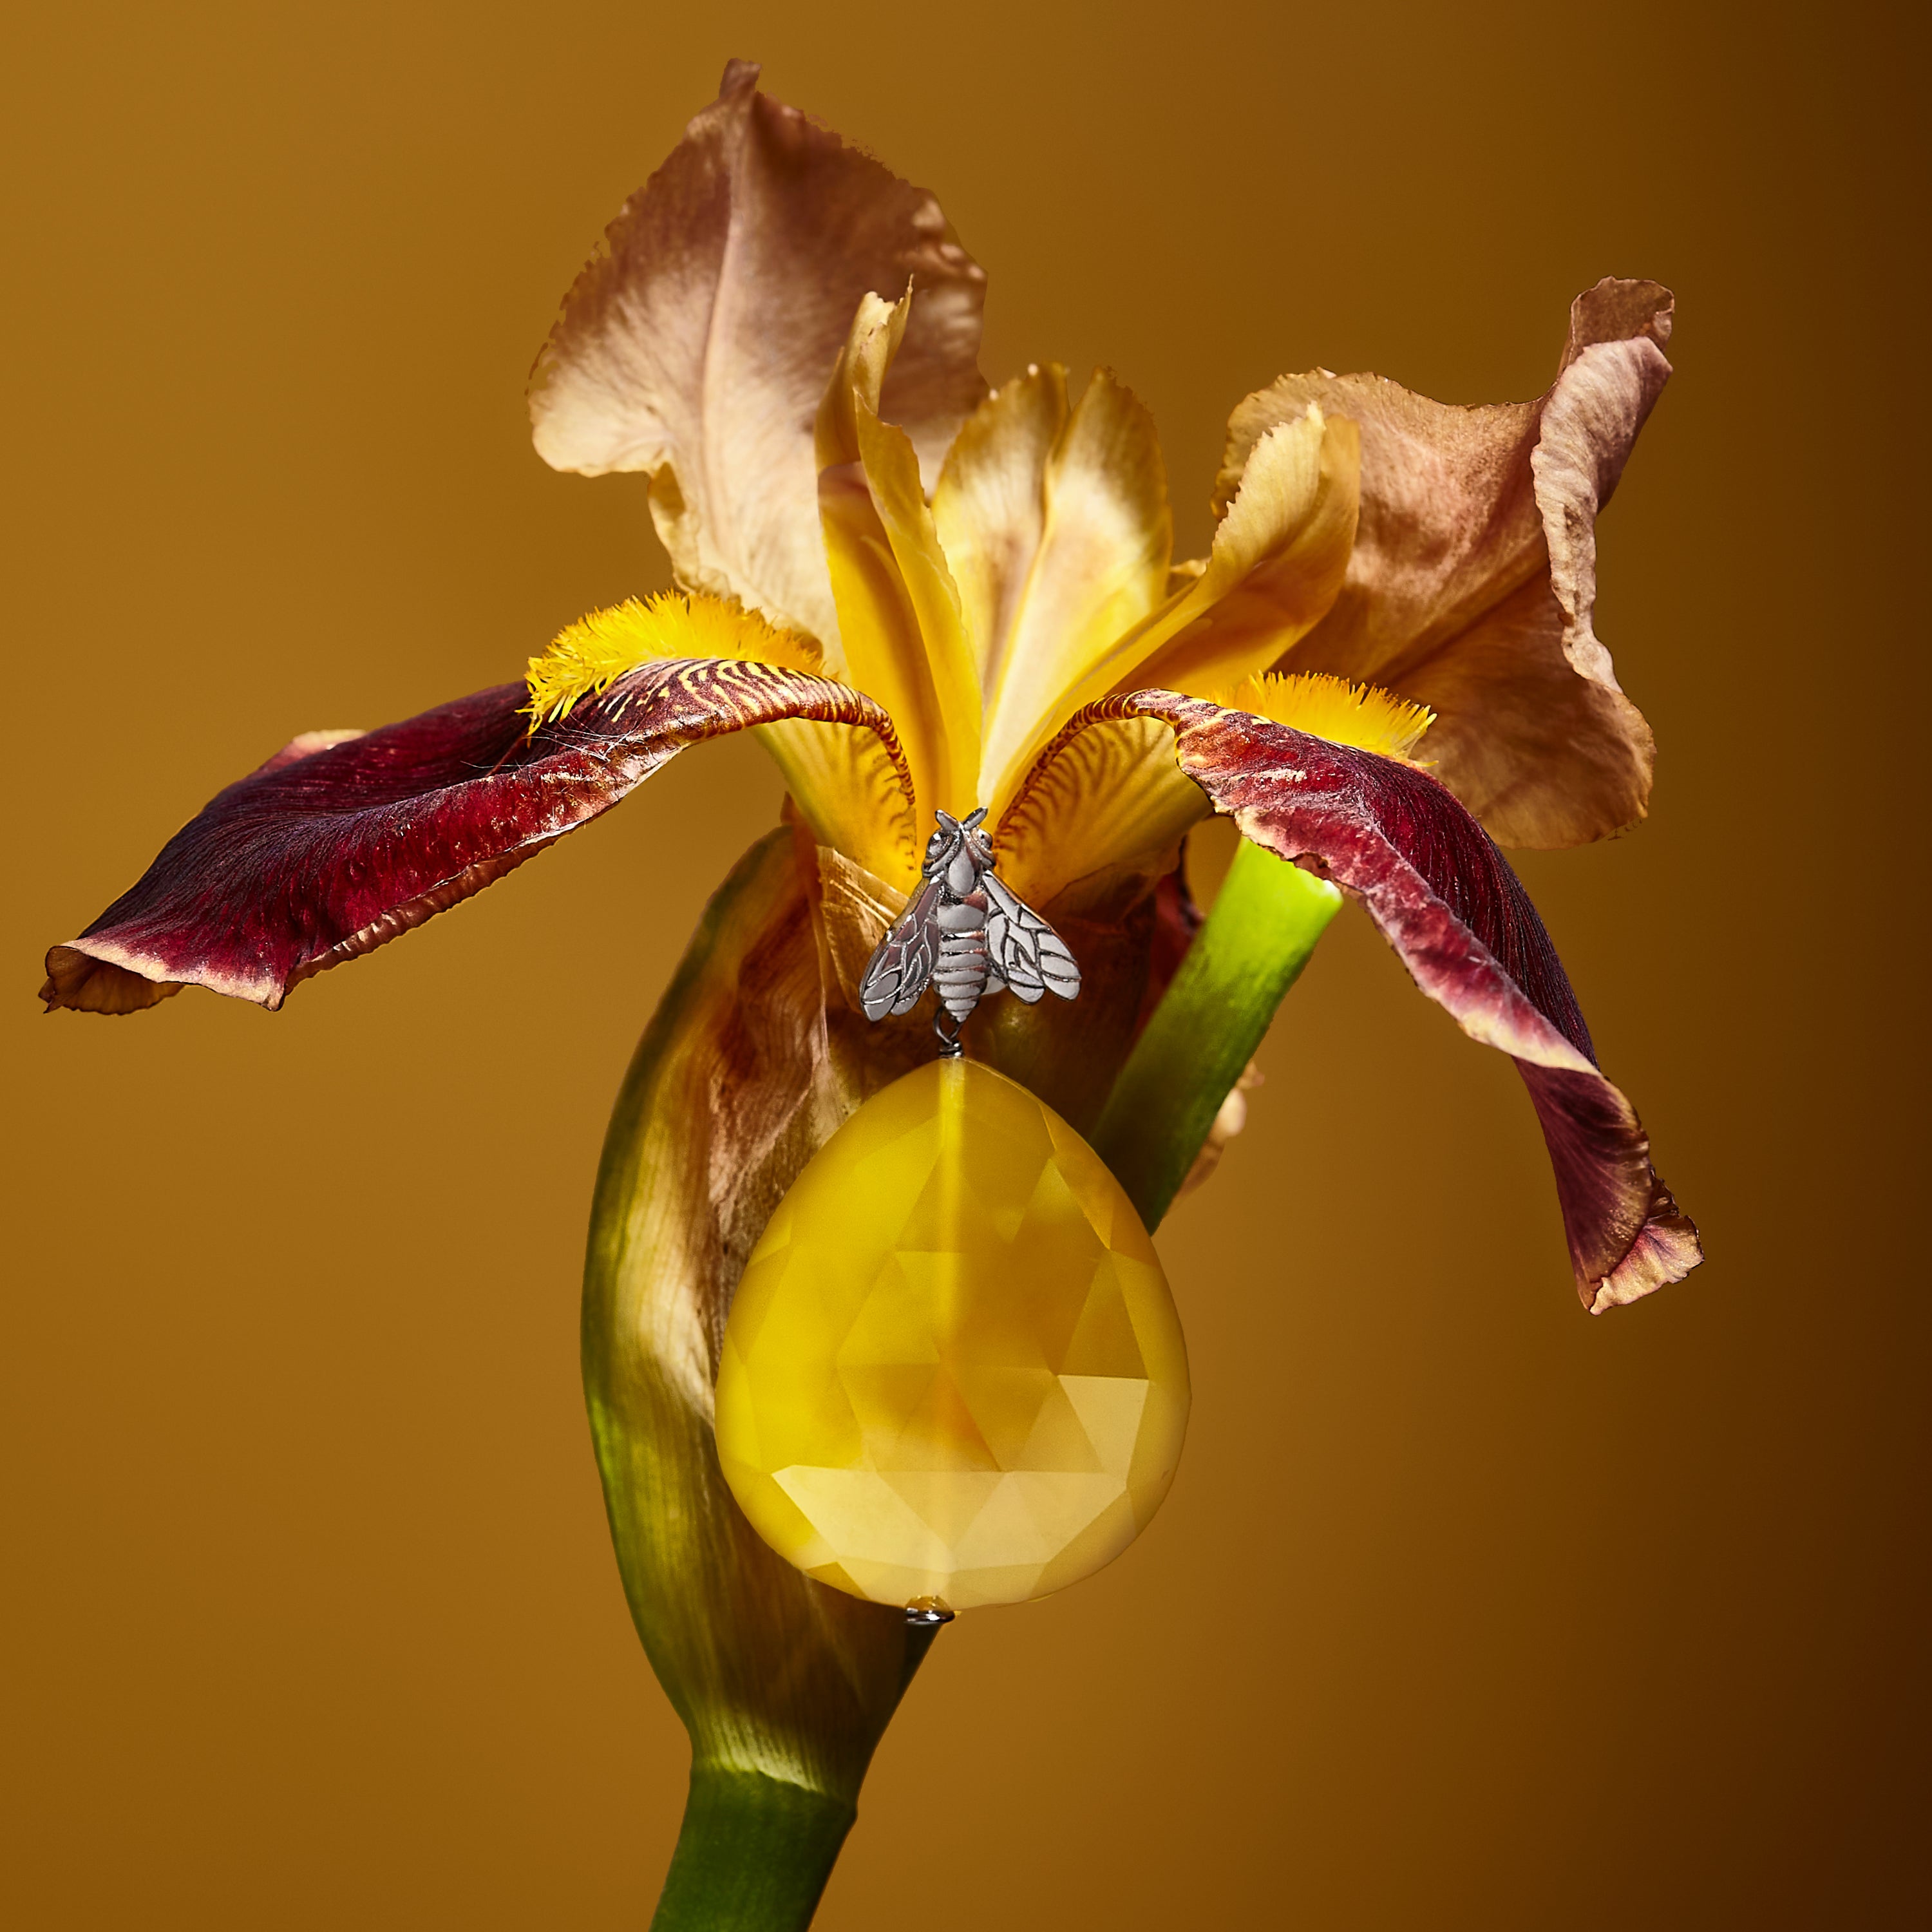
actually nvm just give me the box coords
[1215,279,1675,849]
[42,660,912,1016]
[527,60,985,650]
[1009,691,1701,1312]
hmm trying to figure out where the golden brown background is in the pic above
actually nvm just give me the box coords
[6,1,1924,1925]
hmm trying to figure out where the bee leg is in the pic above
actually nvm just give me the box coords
[933,1009,965,1060]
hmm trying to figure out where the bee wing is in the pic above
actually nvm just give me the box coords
[983,873,1081,1005]
[860,878,947,1019]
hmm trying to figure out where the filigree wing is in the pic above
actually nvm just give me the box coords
[983,873,1081,1005]
[860,877,946,1019]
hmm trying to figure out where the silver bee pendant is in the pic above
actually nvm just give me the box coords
[860,808,1080,1057]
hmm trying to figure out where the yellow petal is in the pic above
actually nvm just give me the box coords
[994,715,1209,911]
[931,365,1066,692]
[985,402,1358,814]
[760,715,922,888]
[931,368,1172,804]
[1127,404,1360,697]
[817,294,983,820]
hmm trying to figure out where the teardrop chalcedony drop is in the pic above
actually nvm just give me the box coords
[715,1059,1189,1613]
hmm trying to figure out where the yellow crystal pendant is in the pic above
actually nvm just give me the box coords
[715,1059,1189,1613]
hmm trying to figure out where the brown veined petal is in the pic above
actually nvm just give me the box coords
[931,366,1173,800]
[41,661,911,1015]
[1010,690,1701,1312]
[1218,279,1673,848]
[984,403,1359,813]
[528,60,986,656]
[815,293,983,820]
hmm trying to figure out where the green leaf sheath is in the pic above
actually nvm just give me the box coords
[581,829,931,1931]
[1092,840,1343,1229]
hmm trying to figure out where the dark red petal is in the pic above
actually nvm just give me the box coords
[43,661,907,1017]
[1016,692,1700,1311]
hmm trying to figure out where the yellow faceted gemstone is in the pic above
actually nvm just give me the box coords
[715,1059,1189,1613]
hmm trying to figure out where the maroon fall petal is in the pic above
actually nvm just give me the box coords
[43,662,907,1017]
[1016,692,1700,1311]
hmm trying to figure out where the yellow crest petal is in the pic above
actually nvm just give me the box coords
[816,294,983,822]
[984,402,1359,816]
[931,367,1173,804]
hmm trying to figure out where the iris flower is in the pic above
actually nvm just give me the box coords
[43,61,1699,1929]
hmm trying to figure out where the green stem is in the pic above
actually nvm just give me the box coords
[652,1617,944,1931]
[1092,838,1342,1229]
[650,1768,854,1932]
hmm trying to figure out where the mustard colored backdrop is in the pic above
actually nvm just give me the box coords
[5,3,1922,1926]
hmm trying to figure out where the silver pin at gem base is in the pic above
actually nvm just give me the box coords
[859,808,1081,1056]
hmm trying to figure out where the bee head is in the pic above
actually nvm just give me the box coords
[923,807,994,880]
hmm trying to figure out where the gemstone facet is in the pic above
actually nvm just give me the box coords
[715,1059,1189,1612]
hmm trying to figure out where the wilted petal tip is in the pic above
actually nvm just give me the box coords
[1016,690,1700,1310]
[41,662,911,1016]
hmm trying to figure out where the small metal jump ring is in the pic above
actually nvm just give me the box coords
[933,1009,965,1059]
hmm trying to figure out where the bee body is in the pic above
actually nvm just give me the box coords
[932,891,995,1021]
[860,809,1079,1045]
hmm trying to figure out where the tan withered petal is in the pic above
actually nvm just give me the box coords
[529,61,985,654]
[1177,1062,1262,1198]
[1217,279,1673,848]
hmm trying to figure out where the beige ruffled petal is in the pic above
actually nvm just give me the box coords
[1218,279,1672,847]
[528,61,985,655]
